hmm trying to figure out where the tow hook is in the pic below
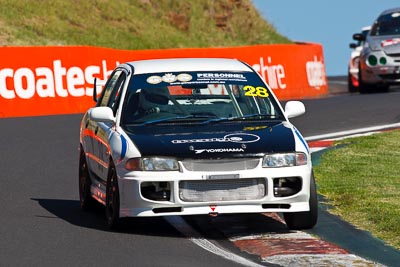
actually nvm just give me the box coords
[209,212,219,217]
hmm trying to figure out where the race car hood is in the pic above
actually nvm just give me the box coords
[125,121,296,158]
[367,35,400,53]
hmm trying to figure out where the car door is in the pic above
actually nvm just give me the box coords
[92,69,128,183]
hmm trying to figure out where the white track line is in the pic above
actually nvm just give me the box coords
[328,80,348,85]
[264,254,385,267]
[305,123,400,141]
[165,216,264,267]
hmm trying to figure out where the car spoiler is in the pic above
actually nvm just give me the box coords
[93,78,107,102]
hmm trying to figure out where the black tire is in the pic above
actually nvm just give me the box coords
[378,84,389,93]
[105,163,121,229]
[283,173,318,230]
[79,148,97,211]
[347,70,357,93]
[358,63,371,94]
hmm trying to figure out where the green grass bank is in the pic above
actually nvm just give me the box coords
[0,0,290,48]
[314,130,400,250]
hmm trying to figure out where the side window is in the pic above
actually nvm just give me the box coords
[107,73,127,115]
[98,70,122,107]
[98,70,127,115]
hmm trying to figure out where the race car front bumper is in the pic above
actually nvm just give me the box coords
[116,159,312,218]
[360,51,400,84]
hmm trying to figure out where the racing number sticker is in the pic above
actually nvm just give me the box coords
[243,86,269,97]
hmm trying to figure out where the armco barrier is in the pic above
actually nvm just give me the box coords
[0,43,327,118]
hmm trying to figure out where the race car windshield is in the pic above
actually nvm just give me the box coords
[121,71,284,126]
[370,12,400,36]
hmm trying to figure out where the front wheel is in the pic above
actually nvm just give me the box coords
[105,163,121,229]
[283,173,318,230]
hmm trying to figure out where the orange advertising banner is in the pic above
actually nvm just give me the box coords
[0,44,327,118]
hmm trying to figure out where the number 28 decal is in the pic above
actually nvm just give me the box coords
[243,86,269,98]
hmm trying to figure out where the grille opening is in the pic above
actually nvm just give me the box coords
[262,204,291,209]
[181,158,260,172]
[153,207,182,213]
[179,178,266,202]
[378,73,400,80]
[386,52,400,57]
[141,182,171,201]
[273,177,302,197]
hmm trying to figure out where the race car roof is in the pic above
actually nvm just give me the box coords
[125,58,253,75]
[379,7,400,16]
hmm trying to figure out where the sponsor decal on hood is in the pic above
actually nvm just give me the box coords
[194,148,245,154]
[171,133,260,144]
[126,122,296,158]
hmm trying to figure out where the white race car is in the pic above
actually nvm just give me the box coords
[79,58,318,230]
[354,7,400,93]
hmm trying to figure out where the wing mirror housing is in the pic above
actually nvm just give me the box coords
[89,107,115,123]
[352,33,365,42]
[349,43,358,49]
[284,101,305,118]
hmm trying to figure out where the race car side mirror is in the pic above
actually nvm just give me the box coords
[89,107,115,123]
[349,43,358,49]
[353,33,365,41]
[284,101,305,118]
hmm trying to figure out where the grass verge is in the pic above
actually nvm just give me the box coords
[314,130,400,250]
[0,0,290,48]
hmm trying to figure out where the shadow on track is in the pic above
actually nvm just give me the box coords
[32,198,293,240]
[32,198,184,237]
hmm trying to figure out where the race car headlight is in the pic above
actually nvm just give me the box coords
[142,157,179,171]
[125,157,179,171]
[262,152,307,168]
[367,55,378,66]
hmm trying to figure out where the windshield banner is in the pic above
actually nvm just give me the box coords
[0,43,327,117]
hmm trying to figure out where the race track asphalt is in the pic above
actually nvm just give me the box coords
[1,77,400,266]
